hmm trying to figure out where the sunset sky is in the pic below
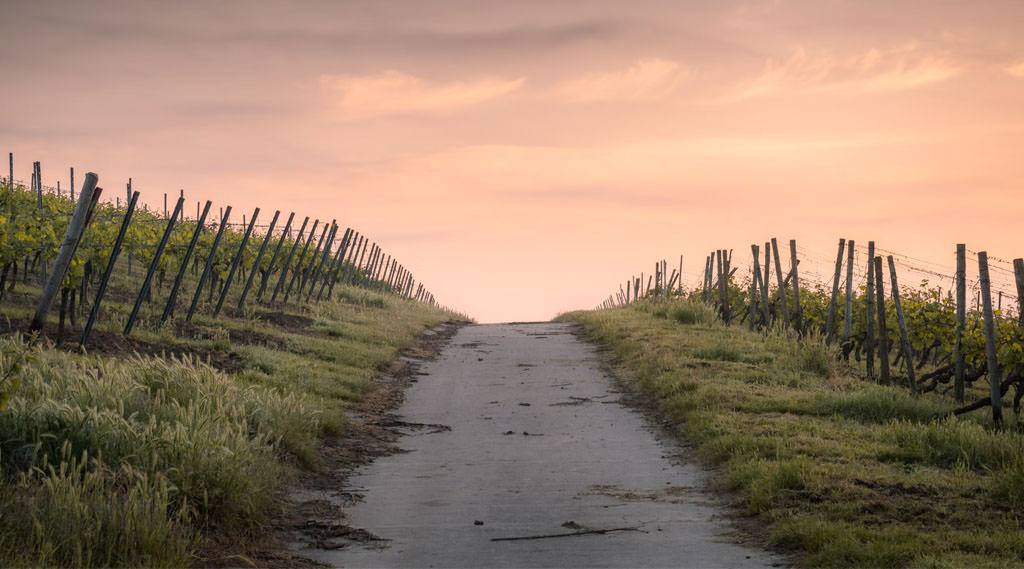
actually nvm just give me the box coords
[2,1,1022,322]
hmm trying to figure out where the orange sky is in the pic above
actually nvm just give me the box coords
[2,1,1023,322]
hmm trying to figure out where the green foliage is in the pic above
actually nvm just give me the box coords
[0,443,194,568]
[0,333,36,410]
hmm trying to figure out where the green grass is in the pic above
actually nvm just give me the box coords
[0,283,459,567]
[561,299,1024,569]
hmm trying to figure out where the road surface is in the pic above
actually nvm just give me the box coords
[297,322,782,568]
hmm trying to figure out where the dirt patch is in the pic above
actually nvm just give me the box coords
[79,328,246,373]
[256,310,315,331]
[0,317,246,374]
[192,320,465,568]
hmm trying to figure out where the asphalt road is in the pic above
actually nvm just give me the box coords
[299,322,782,568]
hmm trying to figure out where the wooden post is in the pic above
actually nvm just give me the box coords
[237,210,280,310]
[31,173,99,332]
[663,260,669,299]
[271,216,310,302]
[678,255,683,295]
[34,162,41,207]
[82,190,137,346]
[214,207,259,318]
[978,251,1004,428]
[719,250,732,324]
[789,240,802,334]
[865,241,875,379]
[954,244,966,402]
[70,167,74,201]
[256,212,294,302]
[825,238,846,341]
[162,201,211,323]
[343,233,365,285]
[187,206,231,322]
[874,256,890,385]
[339,232,363,286]
[7,153,11,189]
[319,227,351,301]
[1013,258,1024,325]
[887,256,917,393]
[353,240,371,286]
[34,162,46,284]
[771,238,790,328]
[284,218,321,300]
[306,222,338,300]
[842,239,856,356]
[749,244,760,330]
[124,197,184,335]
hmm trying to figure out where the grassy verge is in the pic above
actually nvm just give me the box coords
[560,300,1024,569]
[0,285,460,567]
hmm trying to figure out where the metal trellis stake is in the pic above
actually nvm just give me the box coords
[125,196,184,335]
[187,205,231,321]
[214,207,259,318]
[82,189,136,346]
[162,201,211,323]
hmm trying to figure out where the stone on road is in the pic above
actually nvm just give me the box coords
[298,322,781,568]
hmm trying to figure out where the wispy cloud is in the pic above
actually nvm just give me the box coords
[550,58,691,103]
[724,43,960,101]
[319,70,524,121]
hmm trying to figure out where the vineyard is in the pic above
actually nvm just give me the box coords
[1,155,442,346]
[0,154,460,568]
[569,239,1024,566]
[599,239,1024,429]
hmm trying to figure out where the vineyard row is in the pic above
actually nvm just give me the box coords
[599,238,1024,429]
[2,154,443,348]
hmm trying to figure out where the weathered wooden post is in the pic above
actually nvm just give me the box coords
[339,232,363,287]
[31,173,100,332]
[748,248,757,331]
[874,256,890,385]
[271,216,310,302]
[1013,258,1024,325]
[825,238,846,341]
[291,221,329,299]
[842,239,856,357]
[318,227,351,301]
[771,238,789,329]
[978,251,1004,428]
[887,256,917,393]
[789,240,802,334]
[678,255,683,296]
[954,244,967,402]
[305,223,338,300]
[284,218,322,301]
[865,241,876,378]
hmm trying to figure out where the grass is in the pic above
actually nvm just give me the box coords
[0,283,460,567]
[561,299,1024,569]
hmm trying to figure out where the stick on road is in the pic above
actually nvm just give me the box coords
[299,322,782,568]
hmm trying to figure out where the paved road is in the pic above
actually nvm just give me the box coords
[299,322,781,568]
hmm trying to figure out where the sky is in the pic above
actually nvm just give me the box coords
[2,0,1023,322]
